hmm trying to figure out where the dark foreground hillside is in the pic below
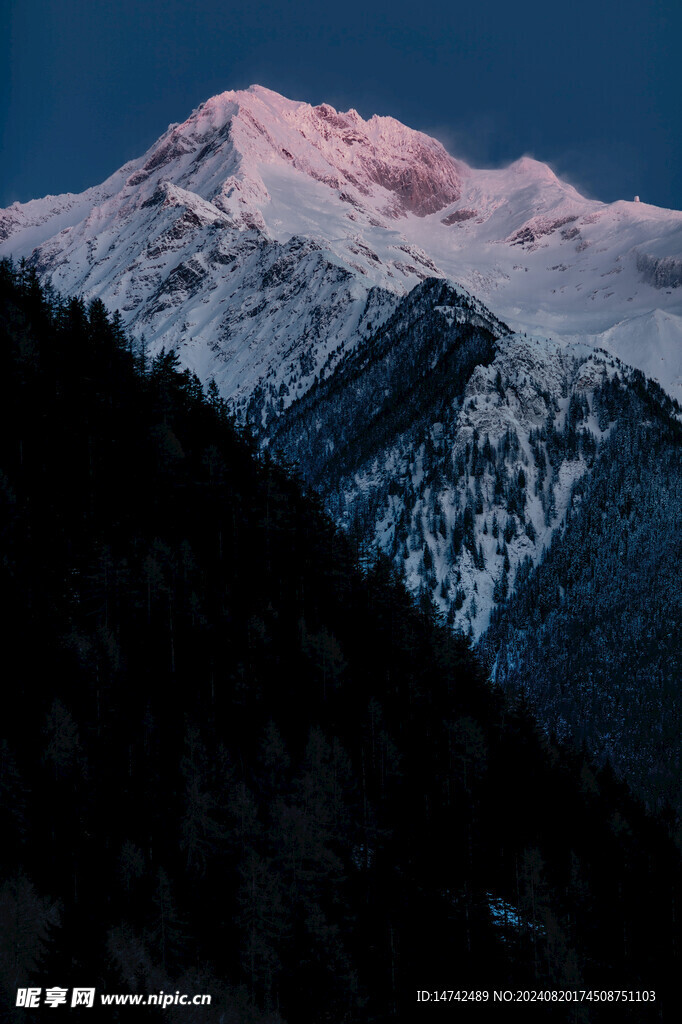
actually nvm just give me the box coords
[0,260,680,1022]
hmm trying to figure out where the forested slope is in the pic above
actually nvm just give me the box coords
[482,370,682,816]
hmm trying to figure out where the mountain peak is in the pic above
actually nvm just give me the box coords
[507,155,558,181]
[2,84,682,403]
[142,84,467,221]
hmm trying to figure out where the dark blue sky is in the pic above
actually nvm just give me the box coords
[2,0,681,210]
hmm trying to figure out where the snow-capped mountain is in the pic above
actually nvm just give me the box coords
[3,82,680,636]
[3,85,682,814]
[2,84,681,406]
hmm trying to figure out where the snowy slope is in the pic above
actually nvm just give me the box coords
[269,279,623,637]
[587,308,682,396]
[2,85,681,403]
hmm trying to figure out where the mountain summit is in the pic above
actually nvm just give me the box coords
[2,84,682,403]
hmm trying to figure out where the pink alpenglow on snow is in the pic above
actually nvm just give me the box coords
[1,84,682,403]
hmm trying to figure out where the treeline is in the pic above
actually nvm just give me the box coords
[0,259,681,1021]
